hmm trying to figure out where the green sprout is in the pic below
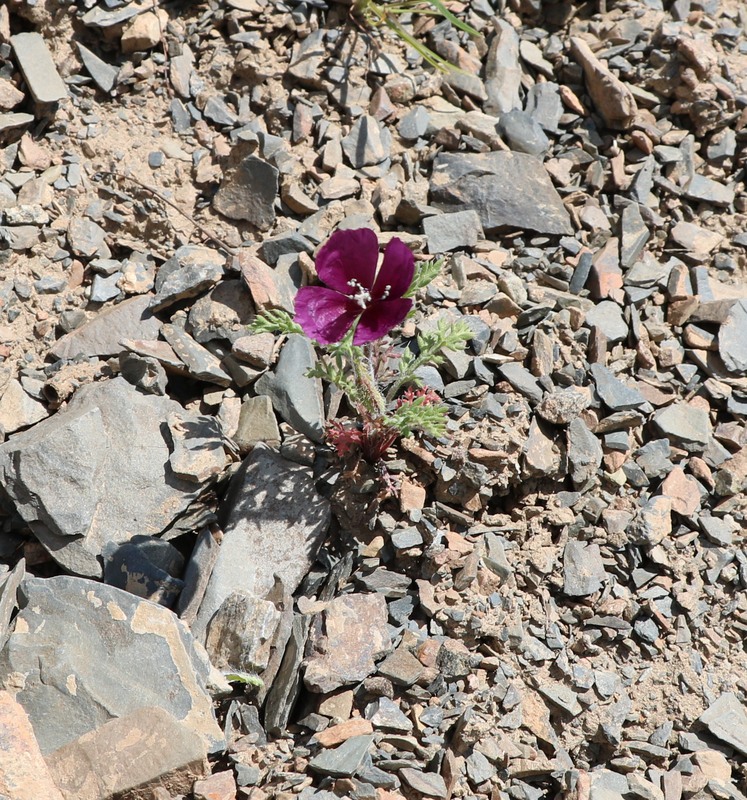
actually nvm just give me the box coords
[351,0,479,72]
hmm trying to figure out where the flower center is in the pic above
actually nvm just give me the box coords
[348,279,373,309]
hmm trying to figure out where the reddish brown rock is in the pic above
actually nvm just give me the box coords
[193,769,238,800]
[0,691,64,800]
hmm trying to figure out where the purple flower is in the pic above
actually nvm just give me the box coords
[294,228,415,345]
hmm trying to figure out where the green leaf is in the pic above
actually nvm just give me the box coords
[250,309,303,336]
[404,257,443,298]
[224,671,264,688]
[425,0,479,35]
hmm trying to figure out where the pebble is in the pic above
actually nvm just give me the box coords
[213,153,279,230]
[422,210,483,253]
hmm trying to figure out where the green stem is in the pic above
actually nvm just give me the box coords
[351,346,387,418]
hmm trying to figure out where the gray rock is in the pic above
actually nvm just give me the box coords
[0,559,24,652]
[90,272,121,303]
[0,378,206,577]
[629,496,671,547]
[50,294,161,360]
[342,115,391,169]
[150,245,225,312]
[400,769,448,799]
[497,362,543,405]
[177,527,220,626]
[684,174,735,207]
[398,107,430,141]
[719,299,747,375]
[377,647,424,687]
[484,19,522,115]
[568,417,603,486]
[161,322,232,387]
[497,110,549,156]
[430,151,572,235]
[103,535,184,608]
[287,29,326,85]
[699,694,747,755]
[0,576,223,755]
[304,593,390,693]
[67,217,109,258]
[167,412,230,482]
[590,364,648,412]
[45,706,209,800]
[119,352,167,395]
[563,541,606,596]
[422,210,483,254]
[538,683,583,716]
[204,590,281,673]
[365,697,413,732]
[652,404,710,451]
[264,613,310,734]
[536,388,590,425]
[525,82,563,133]
[186,280,255,345]
[466,750,495,785]
[254,334,325,442]
[213,155,279,230]
[76,42,118,93]
[308,735,375,778]
[482,533,512,580]
[191,446,330,641]
[10,33,67,104]
[0,378,48,435]
[620,203,650,268]
[203,95,238,127]
[234,395,281,453]
[0,113,34,134]
[585,301,628,344]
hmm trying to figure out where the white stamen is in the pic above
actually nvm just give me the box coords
[347,278,372,309]
[380,284,391,300]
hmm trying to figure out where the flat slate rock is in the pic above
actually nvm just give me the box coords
[191,445,330,641]
[0,377,207,577]
[429,151,572,235]
[45,706,209,800]
[719,299,747,375]
[0,576,223,756]
[698,693,747,756]
[50,294,161,360]
[10,33,67,104]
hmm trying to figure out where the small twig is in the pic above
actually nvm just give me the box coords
[92,169,238,257]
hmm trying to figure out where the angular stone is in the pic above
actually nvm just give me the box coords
[0,576,222,755]
[670,221,723,258]
[563,541,606,596]
[308,735,375,778]
[193,770,238,800]
[430,151,572,235]
[254,334,325,442]
[213,155,279,230]
[0,378,205,577]
[497,109,549,156]
[204,590,281,673]
[342,115,391,169]
[234,395,281,453]
[497,362,543,405]
[699,694,747,756]
[376,647,424,687]
[590,364,648,412]
[0,378,48,435]
[50,294,161,360]
[304,593,390,693]
[630,496,672,546]
[568,417,603,486]
[161,322,232,387]
[719,299,747,376]
[422,210,483,253]
[652,404,710,451]
[167,412,230,482]
[570,37,637,129]
[365,698,412,732]
[45,707,209,800]
[536,387,590,425]
[10,33,67,104]
[585,301,628,344]
[400,769,448,799]
[76,43,118,94]
[484,19,522,115]
[191,446,330,641]
[188,279,255,344]
[150,245,225,312]
[0,690,64,800]
[660,466,700,516]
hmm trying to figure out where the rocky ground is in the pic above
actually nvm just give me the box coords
[1,0,747,798]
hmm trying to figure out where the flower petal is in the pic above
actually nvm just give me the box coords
[316,228,379,295]
[294,286,361,344]
[372,237,415,300]
[353,297,413,344]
